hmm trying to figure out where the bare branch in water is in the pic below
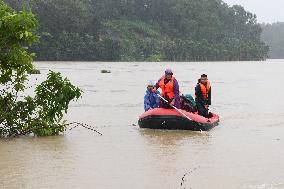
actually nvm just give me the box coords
[180,166,200,189]
[66,122,103,136]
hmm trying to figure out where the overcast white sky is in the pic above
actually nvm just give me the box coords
[223,0,284,23]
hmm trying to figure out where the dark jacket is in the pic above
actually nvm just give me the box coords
[195,83,211,106]
[180,94,197,112]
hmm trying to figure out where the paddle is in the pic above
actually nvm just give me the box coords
[157,94,192,121]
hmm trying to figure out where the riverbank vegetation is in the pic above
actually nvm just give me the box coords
[4,0,269,61]
[0,1,82,137]
[261,22,284,59]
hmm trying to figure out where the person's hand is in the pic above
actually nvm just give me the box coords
[205,105,209,109]
[170,100,175,106]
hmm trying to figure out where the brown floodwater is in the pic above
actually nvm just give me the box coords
[1,60,284,189]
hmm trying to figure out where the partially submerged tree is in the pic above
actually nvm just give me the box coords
[0,1,82,137]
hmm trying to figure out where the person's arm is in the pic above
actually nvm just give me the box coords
[195,84,206,105]
[207,87,211,105]
[154,91,160,108]
[172,79,180,107]
[154,79,161,91]
[173,79,179,99]
[144,94,151,111]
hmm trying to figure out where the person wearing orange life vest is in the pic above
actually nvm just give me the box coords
[195,74,211,118]
[153,69,180,109]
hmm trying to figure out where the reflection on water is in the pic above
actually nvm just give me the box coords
[1,60,284,189]
[139,129,210,146]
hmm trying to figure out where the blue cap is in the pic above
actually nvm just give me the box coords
[147,80,154,86]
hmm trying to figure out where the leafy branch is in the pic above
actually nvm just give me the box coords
[0,2,83,137]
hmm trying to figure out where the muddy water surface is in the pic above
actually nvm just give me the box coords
[1,60,284,189]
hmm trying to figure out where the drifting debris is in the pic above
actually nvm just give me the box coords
[101,69,111,73]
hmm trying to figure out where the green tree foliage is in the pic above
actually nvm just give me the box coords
[4,0,269,61]
[0,1,82,137]
[261,22,284,59]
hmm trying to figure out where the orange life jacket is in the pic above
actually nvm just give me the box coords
[199,81,211,100]
[159,76,175,99]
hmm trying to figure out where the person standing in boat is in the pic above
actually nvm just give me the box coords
[144,80,160,112]
[153,69,180,109]
[195,74,211,118]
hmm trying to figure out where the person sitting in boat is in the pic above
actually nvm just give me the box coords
[153,69,180,109]
[144,80,160,112]
[195,74,211,118]
[180,94,197,113]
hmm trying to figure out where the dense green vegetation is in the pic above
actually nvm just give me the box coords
[261,22,284,59]
[4,0,269,61]
[0,1,82,137]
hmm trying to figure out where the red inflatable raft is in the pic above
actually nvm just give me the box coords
[138,108,219,131]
